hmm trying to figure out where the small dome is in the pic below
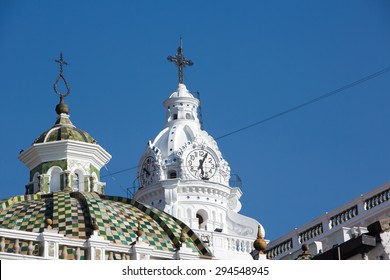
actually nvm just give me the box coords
[0,192,212,257]
[169,83,194,98]
[33,114,96,144]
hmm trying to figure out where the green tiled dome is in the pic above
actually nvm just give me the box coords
[33,114,96,144]
[0,192,211,257]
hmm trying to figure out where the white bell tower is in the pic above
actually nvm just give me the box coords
[134,40,266,259]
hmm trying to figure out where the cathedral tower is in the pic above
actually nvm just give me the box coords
[134,40,265,259]
[18,53,111,195]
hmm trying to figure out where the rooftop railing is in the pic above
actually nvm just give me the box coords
[266,181,390,259]
[0,228,197,260]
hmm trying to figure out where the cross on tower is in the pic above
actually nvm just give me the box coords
[53,52,70,97]
[54,52,69,75]
[167,37,193,84]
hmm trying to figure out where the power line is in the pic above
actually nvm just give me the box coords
[216,66,390,140]
[101,166,138,178]
[101,66,390,178]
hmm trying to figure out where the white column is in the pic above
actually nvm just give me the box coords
[130,239,154,260]
[38,229,64,259]
[86,233,110,260]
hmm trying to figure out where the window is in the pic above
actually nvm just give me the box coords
[196,209,208,230]
[49,167,62,192]
[196,213,204,225]
[73,173,80,191]
[168,170,177,179]
[173,114,178,120]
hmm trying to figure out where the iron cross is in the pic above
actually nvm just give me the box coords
[53,52,70,97]
[54,52,69,75]
[167,37,193,84]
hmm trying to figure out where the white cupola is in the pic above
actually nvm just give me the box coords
[134,41,265,260]
[18,53,111,195]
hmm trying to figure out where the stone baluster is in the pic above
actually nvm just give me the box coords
[28,240,34,255]
[76,247,81,260]
[108,251,114,260]
[0,237,5,252]
[236,240,241,252]
[62,245,68,260]
[230,238,235,251]
[240,241,246,252]
[14,239,20,254]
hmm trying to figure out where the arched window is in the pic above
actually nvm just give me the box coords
[73,173,80,191]
[49,167,62,192]
[196,214,204,225]
[168,170,177,179]
[196,209,208,230]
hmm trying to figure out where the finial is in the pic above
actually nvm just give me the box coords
[167,36,193,84]
[136,222,143,241]
[253,225,267,254]
[175,229,187,249]
[53,52,71,115]
[92,218,99,235]
[180,229,186,244]
[295,244,314,260]
[45,218,53,229]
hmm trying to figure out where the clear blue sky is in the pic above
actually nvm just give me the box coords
[1,1,389,241]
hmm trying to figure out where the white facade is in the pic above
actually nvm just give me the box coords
[134,83,265,259]
[267,181,390,260]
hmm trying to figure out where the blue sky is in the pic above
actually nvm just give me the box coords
[0,1,389,241]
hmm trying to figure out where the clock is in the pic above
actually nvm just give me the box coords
[139,156,159,186]
[186,149,217,180]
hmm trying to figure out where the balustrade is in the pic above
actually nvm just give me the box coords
[299,223,323,243]
[0,236,40,257]
[105,251,131,260]
[267,182,390,259]
[265,238,292,259]
[329,205,358,228]
[365,187,390,210]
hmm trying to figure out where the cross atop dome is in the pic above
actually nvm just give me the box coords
[53,52,70,97]
[167,36,193,84]
[53,52,71,115]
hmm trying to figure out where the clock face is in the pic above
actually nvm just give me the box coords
[139,156,159,186]
[186,149,217,180]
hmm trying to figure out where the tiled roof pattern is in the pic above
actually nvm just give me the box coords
[0,192,211,256]
[33,115,96,144]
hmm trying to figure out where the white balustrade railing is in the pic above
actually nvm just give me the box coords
[266,181,390,259]
[0,228,184,260]
[193,229,255,256]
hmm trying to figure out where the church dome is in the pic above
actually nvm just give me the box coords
[137,82,231,187]
[0,191,211,257]
[33,114,96,144]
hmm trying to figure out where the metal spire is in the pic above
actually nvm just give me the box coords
[167,36,193,84]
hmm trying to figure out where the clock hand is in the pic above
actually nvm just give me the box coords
[198,153,208,169]
[197,153,209,178]
[143,168,151,176]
